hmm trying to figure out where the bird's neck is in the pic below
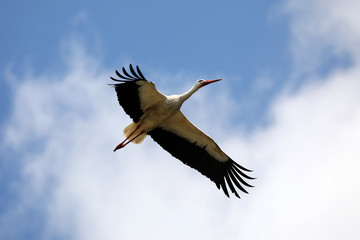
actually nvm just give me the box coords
[178,85,200,104]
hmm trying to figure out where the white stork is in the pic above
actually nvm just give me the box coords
[110,64,254,198]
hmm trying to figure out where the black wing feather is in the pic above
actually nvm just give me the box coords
[129,64,141,79]
[122,67,134,79]
[148,127,253,198]
[225,173,240,198]
[110,64,149,122]
[110,76,125,82]
[136,65,146,80]
[116,70,132,80]
[229,169,249,193]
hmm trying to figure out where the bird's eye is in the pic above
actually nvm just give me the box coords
[198,79,204,84]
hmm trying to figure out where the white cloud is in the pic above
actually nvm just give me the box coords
[232,66,360,239]
[2,0,360,239]
[283,0,360,76]
[1,41,253,240]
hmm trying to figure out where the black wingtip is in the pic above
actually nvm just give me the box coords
[228,170,249,194]
[230,168,254,188]
[122,67,133,78]
[136,65,147,80]
[110,64,148,82]
[110,76,126,82]
[232,160,253,172]
[225,174,240,198]
[220,178,230,198]
[129,64,140,79]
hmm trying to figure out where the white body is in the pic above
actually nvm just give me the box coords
[123,80,227,163]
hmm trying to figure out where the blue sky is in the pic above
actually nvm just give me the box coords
[1,0,291,127]
[1,0,360,239]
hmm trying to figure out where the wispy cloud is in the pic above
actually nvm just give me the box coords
[1,40,254,240]
[283,0,360,77]
[234,66,360,239]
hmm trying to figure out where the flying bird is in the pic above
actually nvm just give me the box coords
[110,64,254,198]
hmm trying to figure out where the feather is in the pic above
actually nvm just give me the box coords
[136,65,146,80]
[129,64,141,79]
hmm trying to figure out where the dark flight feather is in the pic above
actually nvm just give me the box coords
[110,64,149,122]
[148,127,253,198]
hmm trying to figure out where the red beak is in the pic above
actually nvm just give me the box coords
[203,78,222,86]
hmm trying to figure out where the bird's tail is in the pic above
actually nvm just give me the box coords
[123,122,147,144]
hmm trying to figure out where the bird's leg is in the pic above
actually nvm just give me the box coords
[113,130,145,151]
[113,140,128,152]
[113,128,139,151]
[113,124,141,152]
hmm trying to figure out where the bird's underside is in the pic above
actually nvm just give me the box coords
[110,64,254,198]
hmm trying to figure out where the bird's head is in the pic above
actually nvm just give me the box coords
[196,78,222,89]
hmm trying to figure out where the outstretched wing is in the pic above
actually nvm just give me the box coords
[148,112,254,198]
[110,64,166,122]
